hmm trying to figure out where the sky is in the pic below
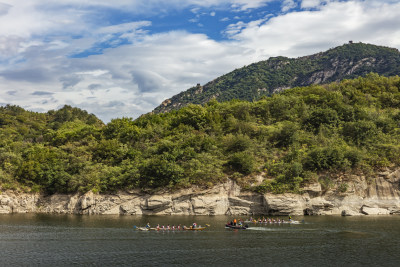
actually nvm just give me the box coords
[1,0,400,122]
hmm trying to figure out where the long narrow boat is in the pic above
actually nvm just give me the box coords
[243,220,301,224]
[136,227,149,231]
[225,224,248,230]
[149,227,185,231]
[135,226,207,231]
[183,227,206,231]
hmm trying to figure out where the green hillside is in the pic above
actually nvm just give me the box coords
[154,42,400,113]
[1,74,400,194]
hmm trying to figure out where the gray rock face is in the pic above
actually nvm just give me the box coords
[361,206,391,215]
[264,194,305,215]
[1,169,400,216]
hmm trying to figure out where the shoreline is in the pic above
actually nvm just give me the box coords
[1,169,399,216]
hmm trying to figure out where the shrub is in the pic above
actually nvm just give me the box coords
[338,183,348,193]
[270,121,299,147]
[227,152,255,175]
[223,134,253,153]
[303,108,339,133]
[342,120,378,145]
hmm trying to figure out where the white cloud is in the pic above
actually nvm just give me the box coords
[97,21,151,35]
[301,0,325,9]
[281,0,298,12]
[224,18,268,39]
[190,7,201,14]
[0,28,253,121]
[230,0,274,11]
[224,21,248,36]
[228,1,400,58]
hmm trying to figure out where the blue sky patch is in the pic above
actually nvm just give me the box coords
[69,2,285,58]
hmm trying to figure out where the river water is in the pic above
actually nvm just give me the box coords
[0,214,399,266]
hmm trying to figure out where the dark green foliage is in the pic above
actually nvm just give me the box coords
[270,121,299,147]
[140,157,185,188]
[227,152,255,175]
[102,117,140,143]
[304,108,339,133]
[223,134,253,153]
[92,139,128,165]
[304,147,348,171]
[48,105,101,127]
[342,121,378,145]
[1,74,400,194]
[173,104,207,130]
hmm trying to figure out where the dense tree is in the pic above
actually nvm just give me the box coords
[1,74,400,194]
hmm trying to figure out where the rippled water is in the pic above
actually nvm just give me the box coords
[0,214,399,266]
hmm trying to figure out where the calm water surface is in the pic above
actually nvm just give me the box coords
[0,214,399,266]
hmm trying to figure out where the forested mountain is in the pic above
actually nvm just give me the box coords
[154,42,400,113]
[1,74,400,195]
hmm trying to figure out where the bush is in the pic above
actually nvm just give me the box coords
[223,134,253,153]
[227,152,255,175]
[270,121,299,147]
[342,120,378,145]
[303,108,339,133]
[338,183,348,193]
[319,176,334,191]
[139,157,185,188]
[304,147,349,171]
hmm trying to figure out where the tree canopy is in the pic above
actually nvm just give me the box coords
[1,74,400,194]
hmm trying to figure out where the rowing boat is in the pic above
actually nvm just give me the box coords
[135,226,207,231]
[244,220,301,224]
[149,227,184,231]
[225,224,248,230]
[183,227,206,231]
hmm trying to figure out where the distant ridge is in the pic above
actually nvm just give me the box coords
[153,42,400,113]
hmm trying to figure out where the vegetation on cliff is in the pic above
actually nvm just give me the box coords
[154,43,400,113]
[1,74,400,194]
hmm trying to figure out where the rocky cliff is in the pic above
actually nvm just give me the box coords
[1,169,399,216]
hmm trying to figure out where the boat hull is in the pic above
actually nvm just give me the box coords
[225,224,248,230]
[183,227,206,231]
[244,220,301,224]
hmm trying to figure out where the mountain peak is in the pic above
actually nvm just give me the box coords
[153,43,400,113]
